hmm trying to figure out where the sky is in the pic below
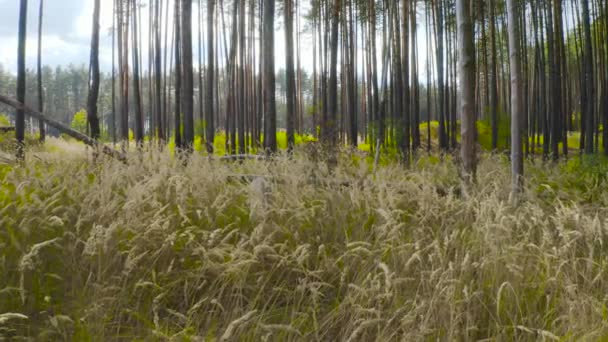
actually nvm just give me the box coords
[0,0,311,75]
[0,0,438,81]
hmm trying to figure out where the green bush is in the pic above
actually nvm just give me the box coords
[70,110,88,133]
[0,113,10,127]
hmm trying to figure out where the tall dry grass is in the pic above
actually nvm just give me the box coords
[1,138,608,341]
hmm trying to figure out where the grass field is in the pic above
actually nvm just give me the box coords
[2,138,608,341]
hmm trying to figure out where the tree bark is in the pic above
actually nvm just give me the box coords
[181,0,194,150]
[582,0,594,154]
[457,0,476,181]
[507,0,524,197]
[263,0,277,153]
[328,0,341,149]
[285,0,296,152]
[206,0,216,154]
[16,0,27,161]
[154,0,164,143]
[37,0,45,143]
[87,0,102,141]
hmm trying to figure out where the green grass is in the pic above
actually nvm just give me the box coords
[2,139,608,340]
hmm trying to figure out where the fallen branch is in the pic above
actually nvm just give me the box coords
[0,127,15,133]
[226,173,353,188]
[219,154,268,161]
[0,95,126,162]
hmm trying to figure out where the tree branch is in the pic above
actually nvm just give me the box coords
[0,94,127,163]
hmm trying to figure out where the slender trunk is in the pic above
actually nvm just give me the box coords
[87,0,102,140]
[489,0,499,150]
[130,0,143,146]
[181,0,194,150]
[206,0,216,154]
[174,0,182,149]
[328,0,341,150]
[582,0,594,154]
[507,0,524,197]
[284,0,296,152]
[112,0,116,144]
[263,0,277,153]
[37,0,45,143]
[155,0,164,143]
[436,0,447,150]
[457,0,476,180]
[16,0,28,161]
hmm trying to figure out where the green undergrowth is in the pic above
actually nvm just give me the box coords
[2,141,608,340]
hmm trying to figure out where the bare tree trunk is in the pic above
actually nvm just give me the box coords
[154,0,164,143]
[435,0,447,151]
[130,0,144,146]
[181,0,194,150]
[119,1,130,145]
[16,0,28,161]
[37,0,45,143]
[285,0,296,152]
[489,0,499,150]
[401,0,410,159]
[111,0,117,145]
[206,0,216,154]
[328,0,341,150]
[174,0,182,149]
[457,0,476,181]
[582,0,594,154]
[507,0,524,198]
[263,0,277,153]
[87,0,102,140]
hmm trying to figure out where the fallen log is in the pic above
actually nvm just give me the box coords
[219,154,268,161]
[0,95,126,162]
[0,126,15,133]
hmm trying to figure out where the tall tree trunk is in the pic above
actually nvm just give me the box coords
[401,0,410,156]
[391,1,405,160]
[174,0,182,149]
[284,0,296,152]
[410,0,420,151]
[312,12,318,138]
[87,0,102,140]
[457,0,476,180]
[366,0,379,147]
[507,0,524,197]
[37,0,45,143]
[328,0,341,150]
[16,0,28,161]
[154,0,164,143]
[206,0,216,154]
[237,0,246,154]
[489,0,499,150]
[181,0,194,150]
[119,1,130,145]
[346,0,357,147]
[582,0,594,154]
[111,0,117,144]
[131,0,144,146]
[262,0,277,153]
[436,0,447,150]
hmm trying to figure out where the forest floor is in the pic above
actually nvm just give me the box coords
[2,138,608,340]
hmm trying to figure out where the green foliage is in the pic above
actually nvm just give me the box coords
[70,110,88,133]
[3,143,608,340]
[0,113,9,127]
[476,118,510,150]
[3,148,608,340]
